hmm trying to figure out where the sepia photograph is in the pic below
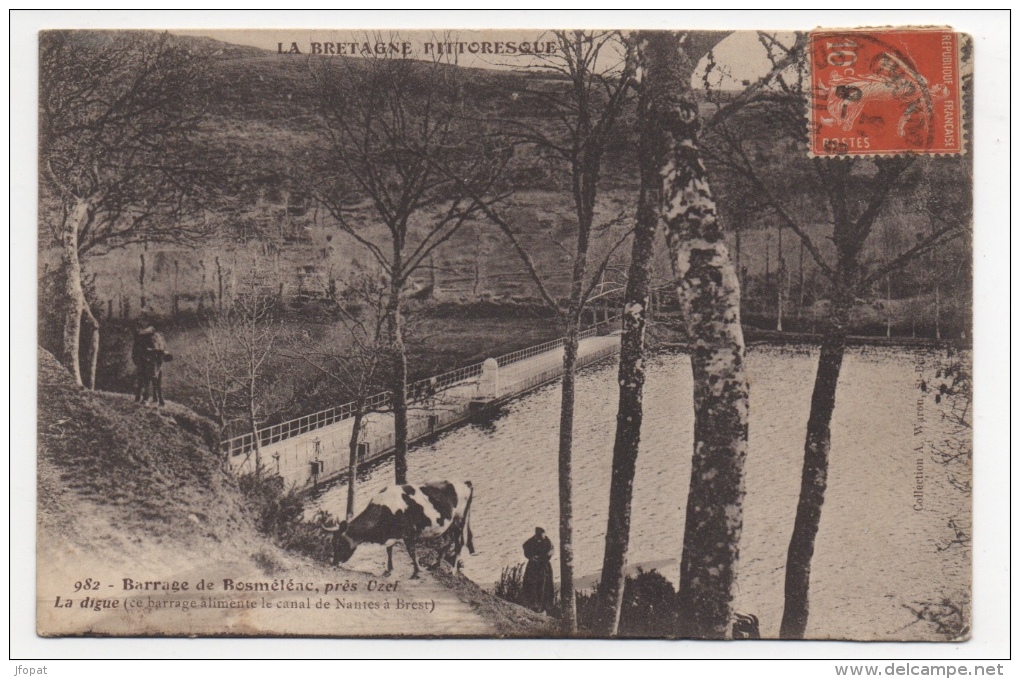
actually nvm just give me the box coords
[16,11,1007,664]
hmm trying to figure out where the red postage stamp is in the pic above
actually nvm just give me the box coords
[809,29,964,156]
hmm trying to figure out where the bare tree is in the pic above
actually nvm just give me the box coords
[308,39,505,485]
[591,34,656,636]
[288,275,390,520]
[39,31,212,387]
[596,30,797,636]
[199,267,284,478]
[698,32,971,638]
[469,30,636,632]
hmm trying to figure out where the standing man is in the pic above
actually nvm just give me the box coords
[132,319,171,405]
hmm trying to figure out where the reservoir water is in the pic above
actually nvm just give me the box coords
[309,344,971,639]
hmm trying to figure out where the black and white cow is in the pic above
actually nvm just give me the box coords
[319,481,475,579]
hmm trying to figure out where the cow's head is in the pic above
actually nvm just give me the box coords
[318,513,355,564]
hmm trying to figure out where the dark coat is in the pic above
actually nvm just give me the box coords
[132,327,165,367]
[522,533,555,614]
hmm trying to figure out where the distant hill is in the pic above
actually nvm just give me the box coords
[40,30,971,329]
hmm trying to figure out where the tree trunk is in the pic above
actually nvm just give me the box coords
[347,409,364,521]
[780,304,848,638]
[139,252,147,310]
[777,286,784,332]
[59,199,94,387]
[216,256,224,313]
[81,303,100,390]
[594,145,658,635]
[557,320,580,631]
[644,31,750,640]
[934,279,941,340]
[248,400,263,480]
[735,225,742,288]
[777,226,784,331]
[388,284,409,486]
[886,274,892,338]
[173,259,180,318]
[798,241,805,321]
[473,223,482,297]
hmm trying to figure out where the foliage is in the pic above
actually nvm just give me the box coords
[617,568,682,637]
[576,568,680,637]
[494,563,527,605]
[237,471,332,564]
[39,30,216,255]
[494,566,682,635]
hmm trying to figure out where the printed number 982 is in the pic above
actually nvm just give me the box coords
[74,579,100,592]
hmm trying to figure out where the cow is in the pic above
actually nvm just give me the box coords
[132,325,173,406]
[318,481,475,579]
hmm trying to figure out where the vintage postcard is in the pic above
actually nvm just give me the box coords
[36,26,974,641]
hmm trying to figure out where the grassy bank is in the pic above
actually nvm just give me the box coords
[37,347,552,637]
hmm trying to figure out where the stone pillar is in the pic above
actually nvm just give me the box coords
[478,358,500,398]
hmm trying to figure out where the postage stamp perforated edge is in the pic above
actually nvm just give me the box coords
[806,27,970,159]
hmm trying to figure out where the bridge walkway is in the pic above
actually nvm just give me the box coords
[230,331,621,488]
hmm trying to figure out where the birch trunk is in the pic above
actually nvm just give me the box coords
[777,227,784,331]
[388,275,409,486]
[347,409,364,520]
[82,303,99,390]
[557,323,580,630]
[59,198,101,388]
[645,31,750,639]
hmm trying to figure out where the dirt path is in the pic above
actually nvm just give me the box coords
[38,540,494,637]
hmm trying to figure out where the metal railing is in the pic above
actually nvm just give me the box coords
[220,313,622,459]
[226,334,623,483]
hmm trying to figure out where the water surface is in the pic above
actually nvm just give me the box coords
[311,345,971,639]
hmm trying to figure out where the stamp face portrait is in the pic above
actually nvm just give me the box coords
[809,29,964,156]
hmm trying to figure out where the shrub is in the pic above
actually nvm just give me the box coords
[237,471,331,564]
[493,562,561,618]
[575,568,680,638]
[494,563,527,604]
[618,568,680,637]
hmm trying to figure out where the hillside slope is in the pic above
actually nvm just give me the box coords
[37,349,551,637]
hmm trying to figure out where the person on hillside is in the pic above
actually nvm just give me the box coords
[521,527,555,614]
[131,321,156,370]
[132,320,172,405]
